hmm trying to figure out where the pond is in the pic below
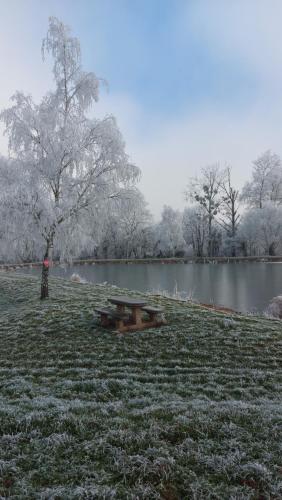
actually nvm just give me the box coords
[20,262,282,313]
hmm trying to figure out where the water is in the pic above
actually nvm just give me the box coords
[19,262,282,313]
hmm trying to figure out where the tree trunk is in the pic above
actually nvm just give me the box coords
[40,239,54,300]
[208,218,212,257]
[269,242,276,256]
[231,199,236,257]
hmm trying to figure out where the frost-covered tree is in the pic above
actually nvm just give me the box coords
[114,191,152,258]
[182,207,208,257]
[218,167,241,256]
[96,190,152,258]
[153,205,185,257]
[241,150,282,208]
[0,157,44,263]
[0,18,139,298]
[238,203,282,256]
[186,165,225,256]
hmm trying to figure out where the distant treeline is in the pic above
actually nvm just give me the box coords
[2,151,282,263]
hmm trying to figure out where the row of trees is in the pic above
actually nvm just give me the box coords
[3,161,282,264]
[94,151,282,260]
[182,152,282,258]
[2,136,282,267]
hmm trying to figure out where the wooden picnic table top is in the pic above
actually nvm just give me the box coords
[109,296,148,307]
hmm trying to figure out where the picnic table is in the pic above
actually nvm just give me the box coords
[95,295,166,332]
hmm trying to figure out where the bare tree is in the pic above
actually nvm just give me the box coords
[186,164,225,256]
[182,207,208,257]
[218,167,240,256]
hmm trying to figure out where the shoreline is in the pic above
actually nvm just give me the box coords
[1,255,282,271]
[1,269,252,317]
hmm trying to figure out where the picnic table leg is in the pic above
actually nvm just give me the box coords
[101,313,110,327]
[131,307,143,327]
[115,318,125,331]
[147,312,157,323]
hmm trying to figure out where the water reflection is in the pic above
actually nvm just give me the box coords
[20,262,282,313]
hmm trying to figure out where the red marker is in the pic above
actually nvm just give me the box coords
[43,259,49,268]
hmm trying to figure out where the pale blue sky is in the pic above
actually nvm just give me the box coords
[1,0,282,216]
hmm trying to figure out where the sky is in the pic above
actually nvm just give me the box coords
[1,0,282,218]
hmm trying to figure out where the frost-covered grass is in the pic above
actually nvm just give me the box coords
[0,273,281,499]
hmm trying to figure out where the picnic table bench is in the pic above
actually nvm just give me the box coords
[95,295,167,332]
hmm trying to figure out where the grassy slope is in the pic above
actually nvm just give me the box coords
[0,273,281,500]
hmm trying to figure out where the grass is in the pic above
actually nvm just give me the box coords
[0,272,281,499]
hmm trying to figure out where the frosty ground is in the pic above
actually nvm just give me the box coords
[0,273,281,499]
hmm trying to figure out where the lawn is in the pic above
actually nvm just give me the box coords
[0,272,281,499]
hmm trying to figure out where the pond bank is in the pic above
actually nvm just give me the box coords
[8,260,282,313]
